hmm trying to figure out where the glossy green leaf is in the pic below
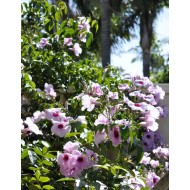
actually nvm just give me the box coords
[42,146,48,155]
[33,148,43,156]
[39,176,50,183]
[42,160,52,166]
[56,178,75,182]
[44,153,55,159]
[21,149,28,159]
[42,185,55,190]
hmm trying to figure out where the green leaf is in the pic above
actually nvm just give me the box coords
[93,164,109,171]
[29,184,41,190]
[65,132,80,138]
[140,187,150,190]
[42,185,55,190]
[42,160,52,166]
[36,170,41,180]
[21,149,28,159]
[56,178,75,182]
[86,32,93,48]
[55,12,60,22]
[33,148,43,156]
[44,153,55,159]
[29,166,38,171]
[91,20,97,27]
[110,166,116,175]
[39,176,50,183]
[42,146,48,155]
[136,146,144,164]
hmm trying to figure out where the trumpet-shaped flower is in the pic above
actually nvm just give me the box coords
[69,43,82,56]
[108,126,122,147]
[51,119,71,137]
[94,129,107,147]
[63,141,80,153]
[146,172,160,189]
[81,95,99,112]
[23,117,43,135]
[64,37,73,46]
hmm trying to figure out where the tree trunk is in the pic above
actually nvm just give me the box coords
[101,0,111,68]
[142,49,151,77]
[140,13,154,77]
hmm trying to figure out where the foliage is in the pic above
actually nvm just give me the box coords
[21,1,169,189]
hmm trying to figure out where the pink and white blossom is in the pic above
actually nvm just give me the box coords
[75,116,87,124]
[81,94,99,112]
[91,82,103,96]
[23,117,43,135]
[108,91,118,100]
[51,119,71,137]
[64,141,80,153]
[140,153,151,165]
[37,38,51,49]
[32,110,45,123]
[94,129,107,147]
[108,126,122,147]
[44,83,56,99]
[150,160,159,168]
[64,37,73,46]
[69,43,82,56]
[45,108,63,121]
[94,113,109,126]
[118,83,129,91]
[146,172,160,189]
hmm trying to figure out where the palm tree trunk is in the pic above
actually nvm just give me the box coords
[101,0,111,68]
[140,13,154,77]
[142,49,151,77]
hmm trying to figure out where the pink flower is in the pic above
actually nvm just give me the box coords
[60,163,81,178]
[108,91,118,100]
[150,160,159,168]
[115,119,131,127]
[78,17,90,32]
[108,126,122,147]
[118,83,129,91]
[69,43,82,56]
[45,108,64,121]
[75,116,87,124]
[91,82,103,96]
[124,96,148,112]
[70,150,89,170]
[153,147,169,159]
[23,117,43,135]
[44,83,56,99]
[94,129,107,147]
[64,37,73,46]
[32,110,45,123]
[85,149,98,167]
[57,152,71,167]
[51,119,71,137]
[140,153,151,165]
[146,172,160,189]
[94,113,109,126]
[140,115,158,132]
[37,38,50,49]
[81,94,99,112]
[63,141,80,153]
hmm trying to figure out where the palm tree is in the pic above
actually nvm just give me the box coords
[127,0,169,77]
[100,0,111,68]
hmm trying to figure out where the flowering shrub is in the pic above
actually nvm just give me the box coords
[21,1,169,189]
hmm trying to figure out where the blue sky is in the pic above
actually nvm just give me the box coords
[111,7,169,75]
